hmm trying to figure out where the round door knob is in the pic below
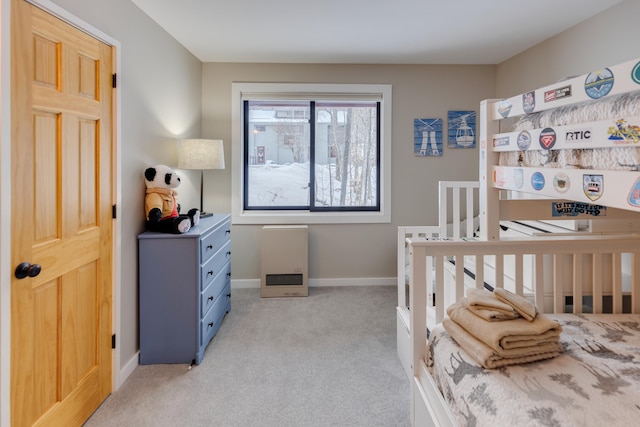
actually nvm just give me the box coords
[15,262,41,279]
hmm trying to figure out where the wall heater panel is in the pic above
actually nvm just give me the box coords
[261,225,308,297]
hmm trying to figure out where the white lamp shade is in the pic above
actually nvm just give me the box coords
[178,139,225,170]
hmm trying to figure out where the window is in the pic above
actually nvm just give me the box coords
[232,83,391,224]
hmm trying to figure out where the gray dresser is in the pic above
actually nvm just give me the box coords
[138,214,231,365]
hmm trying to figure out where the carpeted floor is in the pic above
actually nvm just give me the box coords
[85,286,410,426]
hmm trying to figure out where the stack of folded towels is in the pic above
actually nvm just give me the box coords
[443,287,562,369]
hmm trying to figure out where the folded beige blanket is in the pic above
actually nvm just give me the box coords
[443,317,562,369]
[461,288,519,321]
[447,302,562,353]
[494,287,537,321]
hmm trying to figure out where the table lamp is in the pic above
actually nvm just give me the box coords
[178,138,225,218]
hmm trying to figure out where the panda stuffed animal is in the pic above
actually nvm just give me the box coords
[144,164,200,234]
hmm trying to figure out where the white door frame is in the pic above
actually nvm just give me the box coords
[0,1,122,425]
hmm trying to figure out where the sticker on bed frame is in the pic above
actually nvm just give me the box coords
[539,127,556,150]
[583,174,604,201]
[498,100,512,118]
[552,202,606,217]
[493,136,509,147]
[632,61,640,85]
[544,85,572,103]
[565,128,592,143]
[513,169,524,189]
[517,130,531,150]
[585,68,614,99]
[629,178,640,207]
[522,91,535,113]
[447,111,476,149]
[531,172,545,191]
[553,172,570,193]
[607,119,640,144]
[414,118,443,157]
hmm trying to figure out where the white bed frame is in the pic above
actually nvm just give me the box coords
[409,235,640,426]
[397,181,479,378]
[407,56,640,426]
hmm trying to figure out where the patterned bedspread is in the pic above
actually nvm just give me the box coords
[428,313,640,426]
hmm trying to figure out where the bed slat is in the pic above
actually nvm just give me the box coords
[613,253,622,314]
[593,253,603,314]
[573,254,583,314]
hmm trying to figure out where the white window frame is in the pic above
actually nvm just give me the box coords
[231,83,392,225]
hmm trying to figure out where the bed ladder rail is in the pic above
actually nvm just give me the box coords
[438,181,479,239]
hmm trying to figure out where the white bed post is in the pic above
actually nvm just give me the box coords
[479,99,501,240]
[409,242,427,426]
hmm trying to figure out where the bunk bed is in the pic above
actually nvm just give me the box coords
[408,57,640,426]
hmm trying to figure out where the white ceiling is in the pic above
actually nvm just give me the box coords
[131,0,624,64]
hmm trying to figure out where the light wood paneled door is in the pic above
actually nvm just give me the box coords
[10,0,114,425]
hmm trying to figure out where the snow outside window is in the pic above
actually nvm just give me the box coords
[231,83,391,225]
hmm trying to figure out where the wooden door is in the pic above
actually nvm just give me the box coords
[10,0,114,425]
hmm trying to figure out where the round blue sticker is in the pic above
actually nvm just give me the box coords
[585,68,614,99]
[517,130,531,151]
[531,172,545,191]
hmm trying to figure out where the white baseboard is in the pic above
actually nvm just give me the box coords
[231,277,395,289]
[116,351,139,390]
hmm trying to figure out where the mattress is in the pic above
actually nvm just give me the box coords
[428,313,640,426]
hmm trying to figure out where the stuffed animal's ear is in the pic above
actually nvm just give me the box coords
[144,167,157,182]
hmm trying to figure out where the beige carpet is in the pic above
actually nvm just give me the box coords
[85,286,410,426]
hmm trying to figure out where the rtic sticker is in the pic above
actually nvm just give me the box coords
[531,172,545,191]
[498,100,512,118]
[565,129,591,143]
[522,91,535,113]
[583,174,604,201]
[517,130,531,150]
[628,177,640,207]
[539,128,556,149]
[585,68,614,99]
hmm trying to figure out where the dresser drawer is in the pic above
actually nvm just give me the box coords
[200,282,231,346]
[200,239,231,290]
[201,261,231,315]
[200,219,231,263]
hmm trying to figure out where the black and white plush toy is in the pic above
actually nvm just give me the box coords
[144,164,200,234]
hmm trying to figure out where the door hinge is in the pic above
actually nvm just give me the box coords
[112,73,117,88]
[112,204,117,219]
[112,334,116,349]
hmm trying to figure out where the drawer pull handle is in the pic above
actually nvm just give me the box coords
[227,272,231,277]
[207,244,213,250]
[208,322,214,329]
[225,230,230,234]
[208,296,214,302]
[207,271,213,276]
[226,251,231,256]
[226,293,231,298]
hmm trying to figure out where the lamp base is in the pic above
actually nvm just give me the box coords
[200,211,214,218]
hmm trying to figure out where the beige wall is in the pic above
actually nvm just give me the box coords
[497,0,640,97]
[201,63,496,282]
